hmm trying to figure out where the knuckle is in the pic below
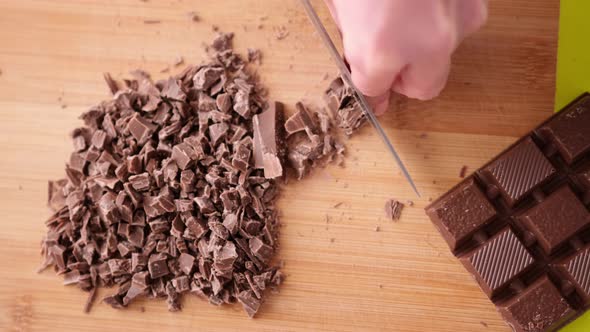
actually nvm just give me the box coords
[427,26,456,55]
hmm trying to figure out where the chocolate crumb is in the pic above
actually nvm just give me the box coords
[333,202,343,208]
[384,199,404,221]
[274,26,289,40]
[187,11,200,22]
[103,72,119,95]
[480,321,488,328]
[247,48,262,65]
[173,56,184,67]
[459,165,468,178]
[374,226,380,232]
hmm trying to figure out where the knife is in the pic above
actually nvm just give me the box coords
[300,0,421,197]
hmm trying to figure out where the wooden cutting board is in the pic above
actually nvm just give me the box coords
[0,0,563,331]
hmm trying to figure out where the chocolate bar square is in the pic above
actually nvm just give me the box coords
[499,276,576,332]
[518,185,590,254]
[537,95,590,164]
[461,227,534,298]
[426,178,497,251]
[480,137,556,207]
[557,245,590,306]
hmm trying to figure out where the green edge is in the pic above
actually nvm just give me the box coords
[554,0,590,110]
[554,1,590,331]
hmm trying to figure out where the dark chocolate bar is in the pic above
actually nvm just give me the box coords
[426,93,590,332]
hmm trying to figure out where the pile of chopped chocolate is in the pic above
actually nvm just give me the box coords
[324,77,366,136]
[40,32,284,317]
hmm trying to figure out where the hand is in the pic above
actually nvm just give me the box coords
[324,0,488,115]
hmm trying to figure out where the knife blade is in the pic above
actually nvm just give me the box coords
[300,0,420,197]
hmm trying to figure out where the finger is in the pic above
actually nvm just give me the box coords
[456,0,488,37]
[392,57,451,100]
[366,91,391,116]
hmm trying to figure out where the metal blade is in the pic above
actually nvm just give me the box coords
[300,0,420,197]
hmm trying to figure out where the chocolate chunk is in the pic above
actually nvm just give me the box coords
[253,102,284,179]
[426,178,497,251]
[194,196,215,214]
[219,189,239,212]
[108,259,131,277]
[123,271,150,305]
[127,155,143,175]
[211,32,233,52]
[324,77,366,136]
[208,122,229,146]
[91,130,108,149]
[171,143,196,170]
[102,294,124,308]
[178,253,195,275]
[222,213,239,236]
[213,242,238,272]
[216,93,232,113]
[148,253,170,279]
[172,276,190,293]
[127,114,157,144]
[180,169,196,193]
[186,218,208,239]
[237,290,261,318]
[73,135,87,152]
[384,199,404,221]
[499,277,575,332]
[131,253,147,272]
[285,102,315,137]
[129,174,151,194]
[193,66,224,91]
[165,281,181,311]
[98,192,119,225]
[249,237,273,263]
[518,185,590,254]
[161,77,186,101]
[232,143,251,172]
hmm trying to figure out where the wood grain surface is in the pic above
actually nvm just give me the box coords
[0,0,560,331]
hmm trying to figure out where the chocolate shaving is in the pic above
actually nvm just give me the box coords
[384,198,404,221]
[459,165,468,178]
